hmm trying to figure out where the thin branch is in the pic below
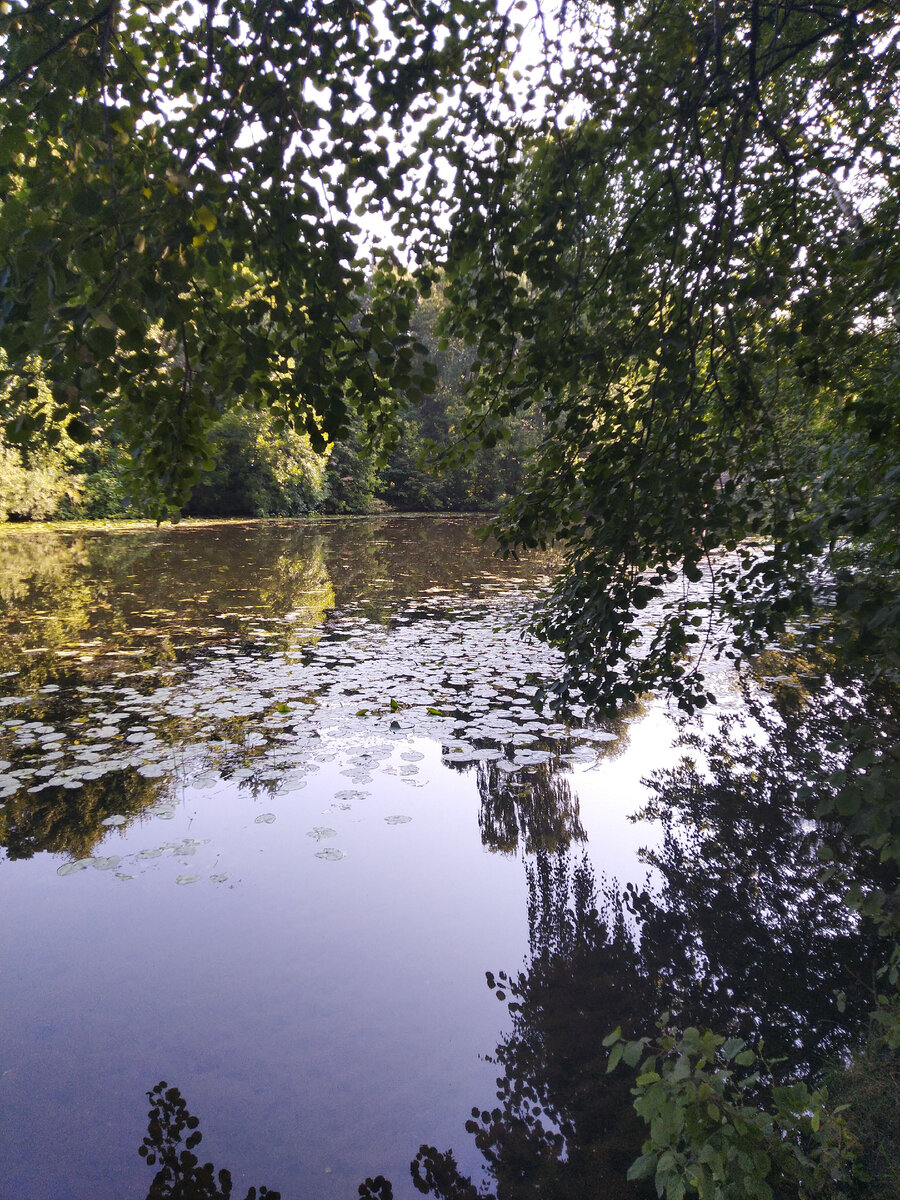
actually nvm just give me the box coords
[0,5,111,94]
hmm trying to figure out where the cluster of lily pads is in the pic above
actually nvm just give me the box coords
[1,582,625,879]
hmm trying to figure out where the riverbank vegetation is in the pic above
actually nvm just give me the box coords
[2,0,900,1195]
[0,289,542,520]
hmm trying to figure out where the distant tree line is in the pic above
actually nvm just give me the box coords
[0,287,540,522]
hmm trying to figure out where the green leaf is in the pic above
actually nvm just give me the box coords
[626,1153,657,1181]
[622,1040,644,1068]
[606,1042,624,1073]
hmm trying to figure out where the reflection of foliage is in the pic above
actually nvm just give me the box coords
[474,757,585,855]
[140,1082,279,1200]
[631,710,890,1075]
[411,688,895,1199]
[412,854,656,1199]
[0,767,164,861]
[0,525,163,695]
[358,1175,397,1199]
[0,524,338,689]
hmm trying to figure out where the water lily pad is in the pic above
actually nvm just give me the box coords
[101,814,127,827]
[306,826,337,841]
[176,874,202,885]
[384,814,412,825]
[92,856,121,871]
[254,813,276,824]
[57,858,93,876]
[138,847,165,859]
[191,772,218,789]
[315,847,345,861]
[279,772,307,791]
[209,873,229,883]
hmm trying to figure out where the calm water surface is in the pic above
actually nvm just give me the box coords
[0,517,880,1199]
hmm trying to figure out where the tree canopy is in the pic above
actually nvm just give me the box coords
[2,0,900,706]
[441,0,900,709]
[0,0,504,511]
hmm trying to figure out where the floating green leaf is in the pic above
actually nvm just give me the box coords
[57,858,93,876]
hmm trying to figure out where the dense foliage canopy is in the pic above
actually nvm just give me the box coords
[3,5,900,1190]
[442,0,900,709]
[0,0,505,511]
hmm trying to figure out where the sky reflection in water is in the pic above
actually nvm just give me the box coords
[0,518,666,1199]
[0,517,879,1199]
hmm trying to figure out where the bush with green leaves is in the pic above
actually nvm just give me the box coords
[185,409,327,518]
[605,1022,857,1200]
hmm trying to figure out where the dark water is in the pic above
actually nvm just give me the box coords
[0,517,886,1199]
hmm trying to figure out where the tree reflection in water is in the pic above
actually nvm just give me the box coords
[130,690,894,1199]
[139,1082,281,1200]
[409,702,892,1198]
[0,766,165,861]
[408,854,657,1200]
[475,756,585,855]
[632,713,888,1075]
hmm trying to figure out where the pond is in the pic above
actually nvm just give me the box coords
[0,516,886,1199]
